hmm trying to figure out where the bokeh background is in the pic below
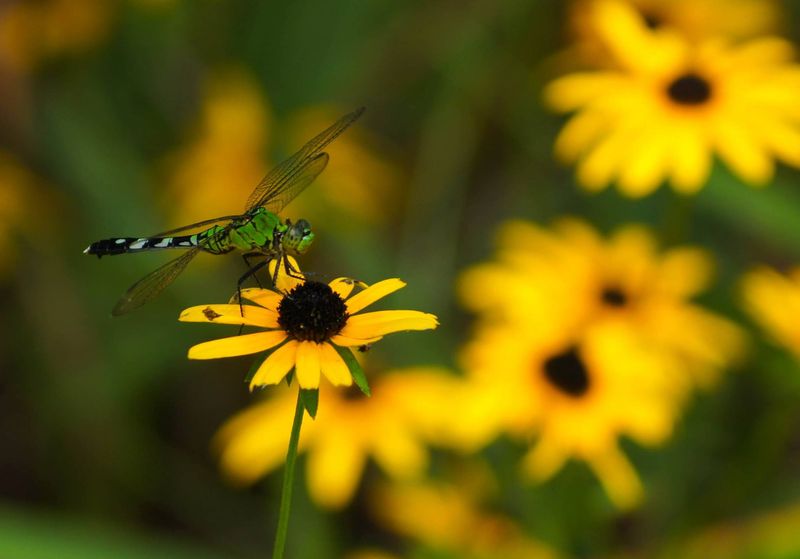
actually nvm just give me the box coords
[3,0,800,558]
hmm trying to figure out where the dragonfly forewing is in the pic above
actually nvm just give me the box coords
[244,106,365,213]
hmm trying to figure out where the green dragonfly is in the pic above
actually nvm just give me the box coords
[85,107,365,316]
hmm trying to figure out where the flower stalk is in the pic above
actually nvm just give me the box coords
[272,388,305,559]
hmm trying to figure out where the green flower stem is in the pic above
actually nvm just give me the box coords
[272,389,305,559]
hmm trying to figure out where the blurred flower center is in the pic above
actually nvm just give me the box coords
[277,281,349,342]
[340,384,366,400]
[641,11,664,29]
[601,286,628,307]
[542,347,591,397]
[666,73,713,105]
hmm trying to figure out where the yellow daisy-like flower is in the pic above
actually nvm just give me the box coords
[460,320,683,509]
[180,277,438,390]
[741,265,800,359]
[214,369,449,508]
[547,1,800,195]
[568,0,781,63]
[460,218,745,388]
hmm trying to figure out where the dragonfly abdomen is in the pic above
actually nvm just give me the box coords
[84,234,209,256]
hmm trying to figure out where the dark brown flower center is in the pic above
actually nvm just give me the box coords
[601,286,628,307]
[667,73,713,105]
[277,281,349,343]
[542,346,591,397]
[641,11,663,29]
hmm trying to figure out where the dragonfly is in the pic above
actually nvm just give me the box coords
[85,106,365,316]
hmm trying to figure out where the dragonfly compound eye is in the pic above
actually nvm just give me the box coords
[284,220,315,254]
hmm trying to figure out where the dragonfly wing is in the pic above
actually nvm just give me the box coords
[112,247,201,316]
[244,106,365,213]
[153,215,242,237]
[258,153,328,215]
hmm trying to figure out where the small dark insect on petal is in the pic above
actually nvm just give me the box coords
[203,306,223,321]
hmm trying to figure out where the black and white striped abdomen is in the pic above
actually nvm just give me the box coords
[84,235,199,256]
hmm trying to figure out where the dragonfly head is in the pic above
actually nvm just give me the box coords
[283,219,314,255]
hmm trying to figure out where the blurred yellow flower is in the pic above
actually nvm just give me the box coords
[460,320,682,509]
[180,277,437,390]
[369,479,562,559]
[163,71,401,236]
[460,219,745,388]
[0,0,112,73]
[568,0,781,65]
[164,69,272,228]
[214,369,450,509]
[741,265,800,359]
[546,1,800,195]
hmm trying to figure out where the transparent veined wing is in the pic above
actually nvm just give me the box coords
[244,106,365,213]
[154,215,242,237]
[112,247,201,316]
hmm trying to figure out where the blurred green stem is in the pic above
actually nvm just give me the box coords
[661,191,694,245]
[272,390,304,559]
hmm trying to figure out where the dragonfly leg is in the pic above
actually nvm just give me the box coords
[237,259,268,319]
[283,256,304,280]
[242,253,264,288]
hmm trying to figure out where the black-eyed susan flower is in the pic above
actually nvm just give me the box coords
[741,266,800,359]
[568,0,781,62]
[547,1,800,196]
[214,369,450,508]
[460,218,745,388]
[459,320,683,509]
[180,278,438,390]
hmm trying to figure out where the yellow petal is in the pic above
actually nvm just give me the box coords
[329,334,384,347]
[250,340,297,389]
[319,342,353,386]
[268,255,304,292]
[340,311,438,339]
[586,446,643,510]
[576,122,638,192]
[179,304,278,328]
[669,124,711,193]
[521,439,568,481]
[214,392,302,485]
[295,341,322,389]
[345,279,406,314]
[657,247,713,297]
[617,127,668,197]
[750,113,800,168]
[329,277,366,299]
[306,429,366,509]
[239,288,283,310]
[543,72,624,112]
[714,117,774,185]
[554,110,611,162]
[371,424,427,479]
[188,331,287,360]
